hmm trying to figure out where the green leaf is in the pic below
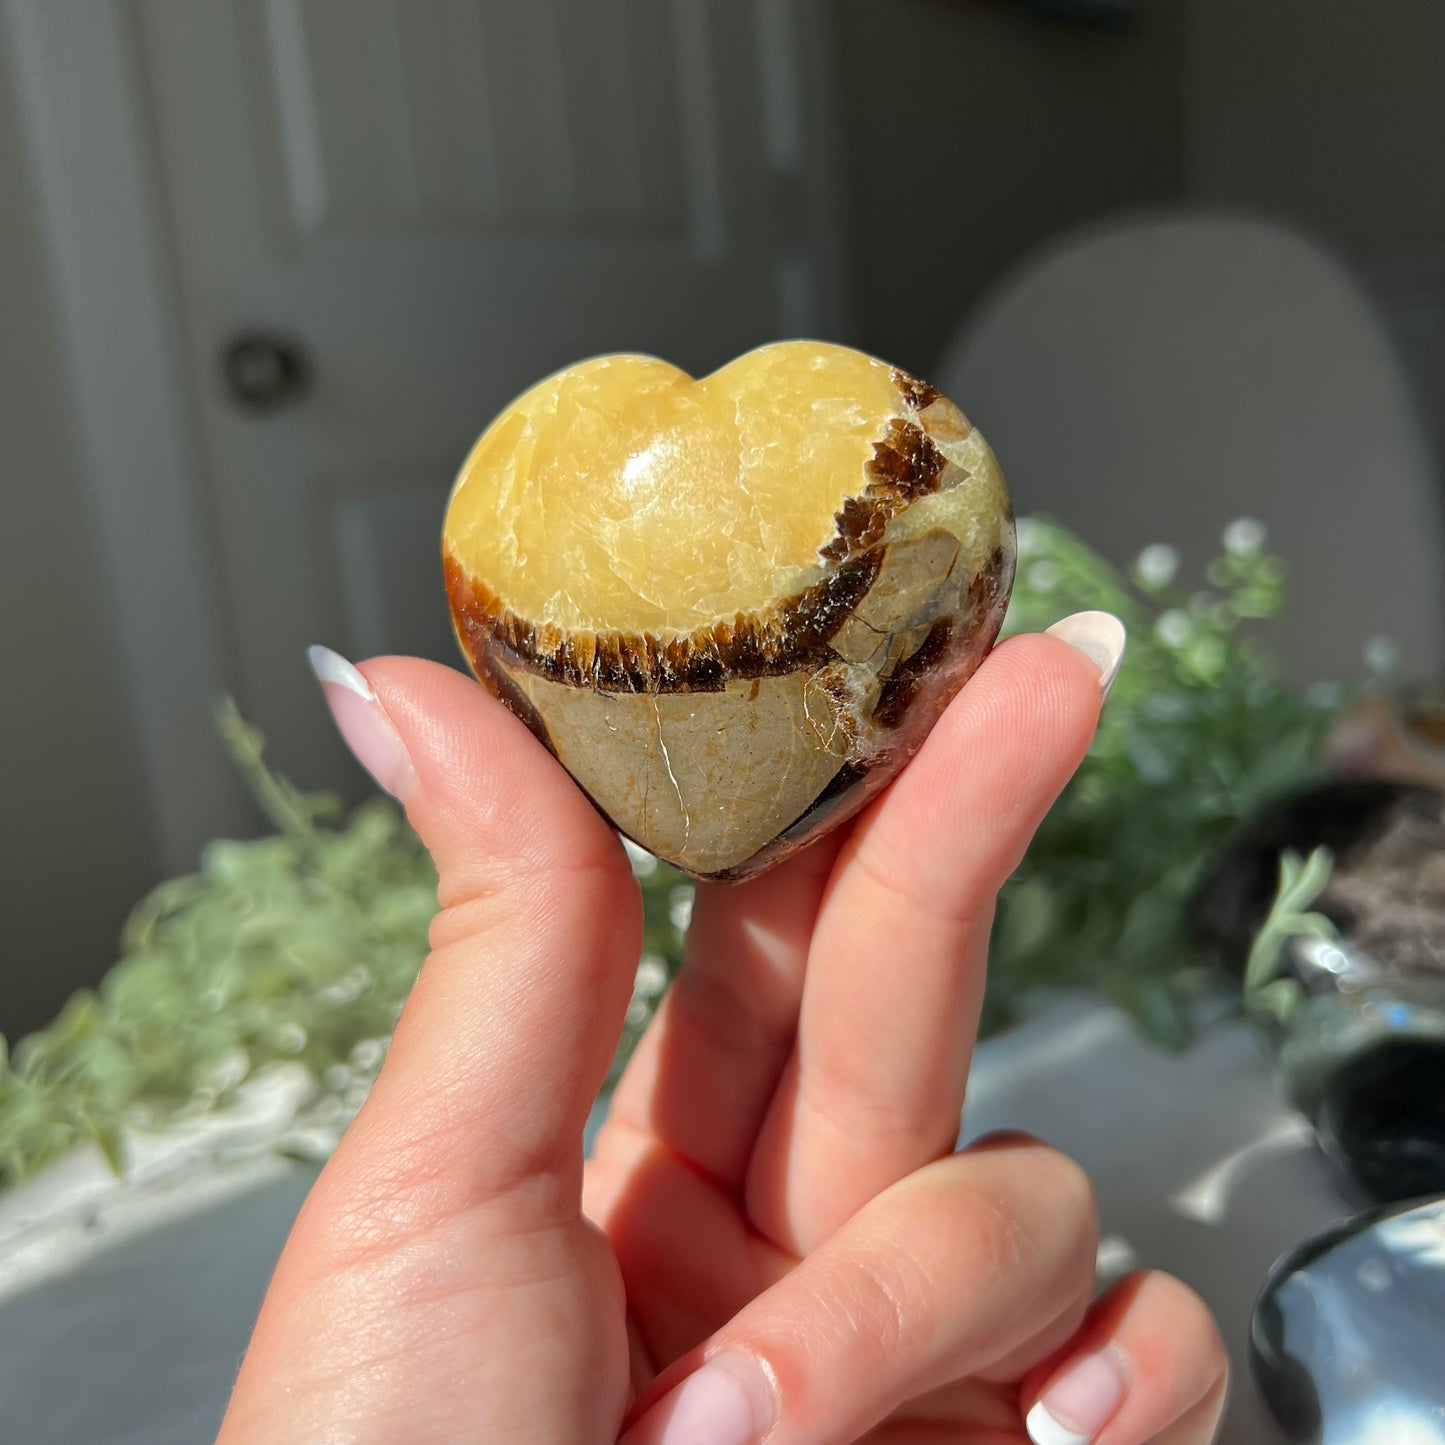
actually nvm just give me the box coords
[82,1109,127,1178]
[1242,847,1338,1020]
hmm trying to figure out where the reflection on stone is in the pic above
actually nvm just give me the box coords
[1251,1195,1445,1442]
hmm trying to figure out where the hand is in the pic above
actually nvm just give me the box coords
[219,620,1227,1444]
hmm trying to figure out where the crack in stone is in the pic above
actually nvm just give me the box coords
[651,696,691,850]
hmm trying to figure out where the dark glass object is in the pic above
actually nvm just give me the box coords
[1191,781,1445,1202]
[1315,1039,1445,1202]
[1251,1195,1445,1443]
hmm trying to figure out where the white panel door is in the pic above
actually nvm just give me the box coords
[135,0,847,796]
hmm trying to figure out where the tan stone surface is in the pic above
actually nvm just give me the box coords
[507,667,851,875]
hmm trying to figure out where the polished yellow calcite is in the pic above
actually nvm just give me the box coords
[446,342,910,634]
[442,340,1015,879]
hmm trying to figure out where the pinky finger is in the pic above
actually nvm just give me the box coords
[1146,1378,1229,1445]
[1021,1271,1228,1445]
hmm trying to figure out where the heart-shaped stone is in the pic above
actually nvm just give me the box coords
[443,341,1014,879]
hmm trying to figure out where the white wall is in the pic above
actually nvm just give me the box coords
[835,0,1445,477]
[1183,0,1445,560]
[836,0,1188,375]
[1184,0,1445,263]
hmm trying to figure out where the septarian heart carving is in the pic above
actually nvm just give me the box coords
[442,341,1015,880]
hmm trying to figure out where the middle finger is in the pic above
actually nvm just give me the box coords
[747,626,1116,1252]
[603,831,842,1189]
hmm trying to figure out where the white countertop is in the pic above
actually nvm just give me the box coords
[0,999,1359,1443]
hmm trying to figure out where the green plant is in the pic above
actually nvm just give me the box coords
[1241,846,1338,1031]
[988,518,1340,1044]
[0,707,429,1188]
[0,519,1340,1189]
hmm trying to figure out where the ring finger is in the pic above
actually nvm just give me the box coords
[602,831,843,1188]
[883,1269,1226,1445]
[621,1136,1100,1445]
[747,622,1121,1252]
[1019,1270,1228,1445]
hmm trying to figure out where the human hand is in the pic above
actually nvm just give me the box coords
[218,616,1227,1444]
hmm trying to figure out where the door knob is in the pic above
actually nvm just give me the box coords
[221,330,312,413]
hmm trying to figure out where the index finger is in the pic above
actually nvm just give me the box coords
[745,622,1120,1253]
[307,655,642,1237]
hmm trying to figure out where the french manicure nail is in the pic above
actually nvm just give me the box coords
[1025,1345,1130,1445]
[620,1353,773,1445]
[1044,611,1127,700]
[307,645,417,803]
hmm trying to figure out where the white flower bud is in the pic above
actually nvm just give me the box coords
[1223,518,1266,555]
[1027,560,1062,592]
[1155,609,1193,648]
[1363,636,1399,676]
[1135,544,1179,588]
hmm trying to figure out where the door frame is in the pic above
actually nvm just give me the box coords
[5,0,252,872]
[4,0,855,872]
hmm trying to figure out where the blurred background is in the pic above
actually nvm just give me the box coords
[7,7,1445,1442]
[4,0,1445,1035]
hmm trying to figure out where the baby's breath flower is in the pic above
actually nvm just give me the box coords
[274,1023,307,1055]
[1134,544,1179,589]
[623,837,658,877]
[1363,636,1399,676]
[1155,609,1193,649]
[320,975,363,1004]
[634,954,670,996]
[350,1038,386,1071]
[668,885,694,932]
[1223,518,1267,555]
[1027,560,1061,592]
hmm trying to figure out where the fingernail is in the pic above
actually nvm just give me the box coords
[307,645,417,803]
[1025,1346,1130,1445]
[1045,611,1127,700]
[620,1353,773,1445]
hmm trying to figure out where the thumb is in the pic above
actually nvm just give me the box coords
[307,648,642,1228]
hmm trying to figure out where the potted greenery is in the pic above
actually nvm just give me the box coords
[0,518,1340,1192]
